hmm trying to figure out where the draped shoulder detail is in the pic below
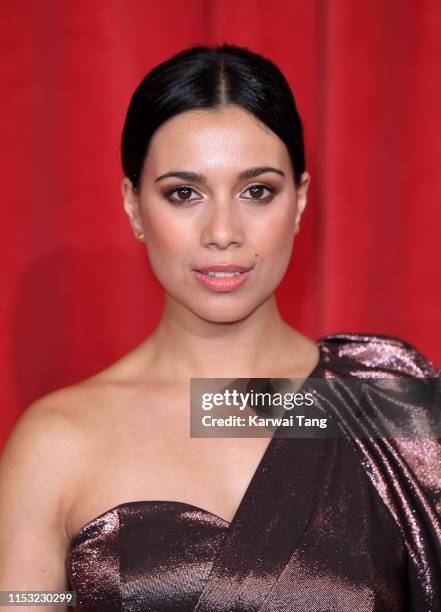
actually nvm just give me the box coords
[319,331,440,378]
[315,332,441,610]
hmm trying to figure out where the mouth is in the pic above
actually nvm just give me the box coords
[193,264,253,276]
[192,266,253,292]
[194,270,250,277]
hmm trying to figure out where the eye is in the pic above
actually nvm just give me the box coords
[164,183,277,206]
[165,185,200,206]
[241,183,276,203]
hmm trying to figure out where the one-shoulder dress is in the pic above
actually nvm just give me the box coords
[66,333,441,611]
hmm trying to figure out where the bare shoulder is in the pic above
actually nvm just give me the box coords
[4,337,160,476]
[0,339,165,589]
[2,342,158,482]
[3,355,140,465]
[0,383,98,544]
[0,363,133,562]
[3,375,109,455]
[0,382,102,589]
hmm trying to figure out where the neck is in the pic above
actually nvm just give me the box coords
[139,293,306,382]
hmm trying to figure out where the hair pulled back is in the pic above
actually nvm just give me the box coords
[121,43,305,188]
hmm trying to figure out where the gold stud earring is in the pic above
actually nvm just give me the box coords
[136,232,145,242]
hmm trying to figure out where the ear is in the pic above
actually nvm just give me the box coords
[294,171,310,233]
[121,177,144,239]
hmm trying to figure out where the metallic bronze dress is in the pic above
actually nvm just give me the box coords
[66,333,441,611]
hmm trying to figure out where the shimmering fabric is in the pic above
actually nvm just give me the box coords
[66,333,441,611]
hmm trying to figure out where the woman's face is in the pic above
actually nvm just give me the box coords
[122,105,309,323]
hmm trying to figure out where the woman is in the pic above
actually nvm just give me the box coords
[0,44,440,611]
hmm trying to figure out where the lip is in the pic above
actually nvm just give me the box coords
[193,267,253,292]
[194,264,252,273]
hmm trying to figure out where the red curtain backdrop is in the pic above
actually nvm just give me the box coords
[1,0,440,447]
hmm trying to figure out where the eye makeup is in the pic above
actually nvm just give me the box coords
[163,183,278,206]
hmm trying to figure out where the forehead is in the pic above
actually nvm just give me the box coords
[143,106,290,175]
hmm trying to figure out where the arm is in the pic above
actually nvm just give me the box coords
[0,395,79,611]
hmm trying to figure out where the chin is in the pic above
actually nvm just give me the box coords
[197,310,254,325]
[189,296,266,325]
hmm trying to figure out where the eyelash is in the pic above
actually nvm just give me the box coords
[164,183,277,206]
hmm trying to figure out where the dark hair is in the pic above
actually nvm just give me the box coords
[121,43,305,189]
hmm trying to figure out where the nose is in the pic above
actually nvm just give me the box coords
[201,199,244,250]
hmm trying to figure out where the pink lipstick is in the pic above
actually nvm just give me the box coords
[193,264,253,292]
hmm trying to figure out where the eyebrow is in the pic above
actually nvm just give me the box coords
[154,166,285,183]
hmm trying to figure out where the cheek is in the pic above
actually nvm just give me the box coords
[262,233,294,278]
[250,210,295,289]
[141,211,193,273]
[255,208,295,257]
